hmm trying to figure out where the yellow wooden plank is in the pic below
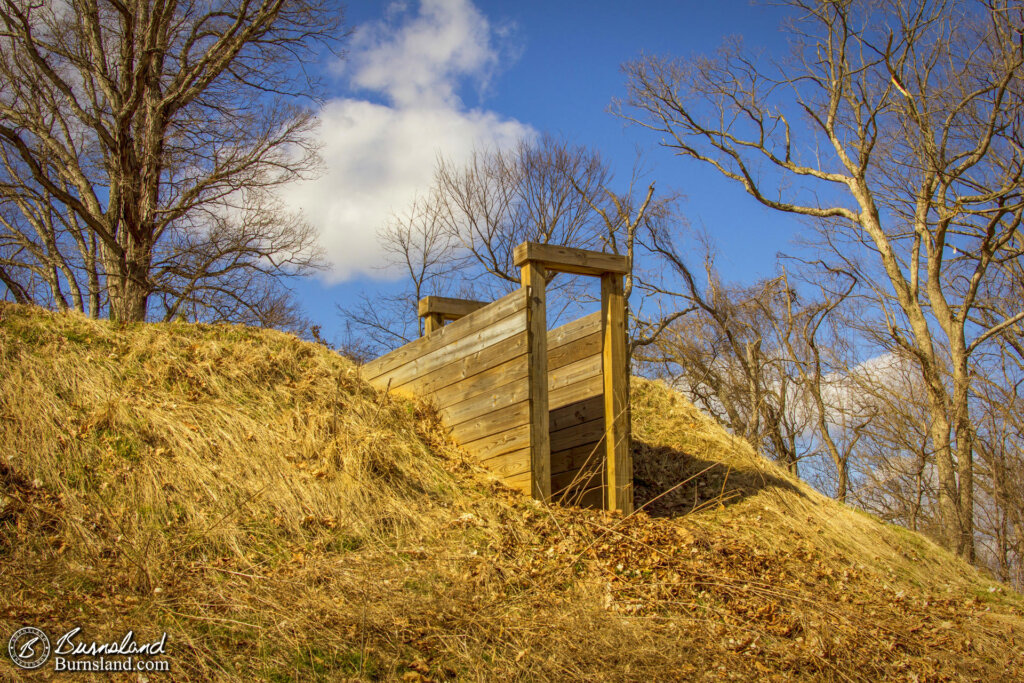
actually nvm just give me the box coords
[549,374,603,411]
[522,260,551,502]
[548,331,602,372]
[501,470,532,494]
[363,288,526,381]
[418,296,489,319]
[547,312,601,351]
[440,376,530,428]
[602,272,632,513]
[549,354,602,393]
[478,448,531,479]
[552,468,603,500]
[460,424,531,461]
[514,242,628,276]
[371,308,526,390]
[423,312,443,334]
[449,401,530,445]
[402,331,527,398]
[426,350,528,410]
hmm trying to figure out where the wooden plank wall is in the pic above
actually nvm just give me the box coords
[547,312,606,508]
[362,295,607,506]
[362,289,534,493]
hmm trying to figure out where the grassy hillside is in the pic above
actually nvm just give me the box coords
[1,303,1022,681]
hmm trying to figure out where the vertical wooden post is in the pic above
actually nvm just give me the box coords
[521,262,551,502]
[601,272,632,513]
[423,312,443,335]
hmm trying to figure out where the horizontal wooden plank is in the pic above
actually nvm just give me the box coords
[460,424,531,461]
[427,350,528,411]
[441,376,529,428]
[549,355,602,394]
[550,417,604,453]
[478,448,530,479]
[549,374,603,411]
[449,400,530,445]
[402,331,527,399]
[547,312,601,351]
[514,242,628,276]
[418,296,489,319]
[551,440,604,477]
[502,470,532,494]
[363,288,526,381]
[549,395,604,432]
[548,331,601,373]
[371,308,527,390]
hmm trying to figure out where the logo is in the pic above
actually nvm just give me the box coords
[8,626,51,670]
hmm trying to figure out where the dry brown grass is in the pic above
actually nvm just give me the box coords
[1,303,1022,681]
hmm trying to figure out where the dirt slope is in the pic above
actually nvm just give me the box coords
[1,303,1021,681]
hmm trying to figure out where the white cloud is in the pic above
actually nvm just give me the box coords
[282,0,533,283]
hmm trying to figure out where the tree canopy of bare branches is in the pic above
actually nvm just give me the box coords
[618,0,1024,561]
[0,0,346,324]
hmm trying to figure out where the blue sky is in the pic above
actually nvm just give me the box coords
[288,0,802,342]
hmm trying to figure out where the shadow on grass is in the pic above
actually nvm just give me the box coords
[630,439,805,518]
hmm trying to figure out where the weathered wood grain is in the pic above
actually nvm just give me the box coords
[370,309,526,390]
[460,424,531,461]
[479,449,530,479]
[550,440,604,477]
[549,395,604,432]
[418,296,489,319]
[549,374,603,411]
[363,288,526,381]
[449,400,530,445]
[522,261,550,502]
[547,312,601,351]
[514,242,629,276]
[440,377,529,428]
[602,272,632,513]
[548,331,601,372]
[403,332,527,398]
[427,353,528,412]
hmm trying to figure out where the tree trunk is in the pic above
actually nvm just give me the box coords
[104,241,151,322]
[927,405,964,553]
[836,461,848,504]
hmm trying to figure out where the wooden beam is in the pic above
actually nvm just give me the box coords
[423,312,443,335]
[418,296,489,320]
[514,242,628,276]
[601,272,632,513]
[521,260,551,502]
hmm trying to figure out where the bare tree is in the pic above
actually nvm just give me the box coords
[618,0,1024,560]
[343,136,618,351]
[0,0,345,322]
[341,193,459,354]
[637,232,813,475]
[433,134,611,290]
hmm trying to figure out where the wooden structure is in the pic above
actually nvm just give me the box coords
[362,242,632,512]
